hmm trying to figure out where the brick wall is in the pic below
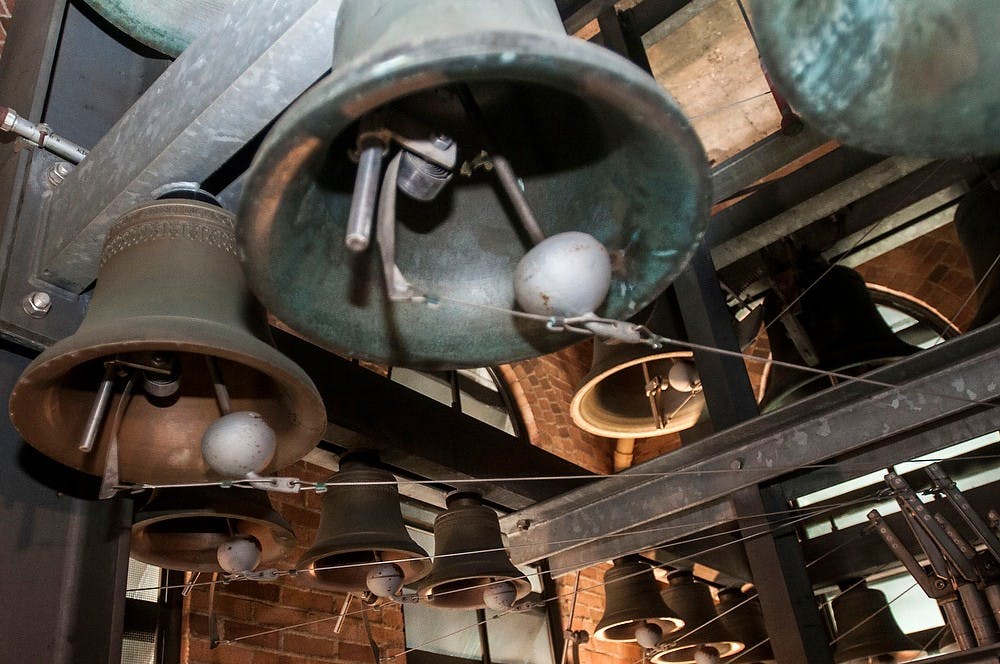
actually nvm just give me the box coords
[855,223,975,332]
[182,460,407,664]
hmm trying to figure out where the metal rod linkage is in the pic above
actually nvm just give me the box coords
[79,365,115,452]
[1,106,88,164]
[493,155,545,245]
[345,141,385,252]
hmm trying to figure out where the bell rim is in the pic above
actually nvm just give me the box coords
[239,30,711,370]
[594,616,685,643]
[570,349,704,438]
[9,315,327,483]
[651,640,745,663]
[296,542,432,578]
[418,572,532,609]
[130,509,296,573]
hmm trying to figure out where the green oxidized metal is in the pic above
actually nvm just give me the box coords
[83,0,230,56]
[239,0,711,369]
[751,0,1000,157]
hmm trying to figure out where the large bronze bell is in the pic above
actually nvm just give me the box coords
[715,588,774,663]
[8,199,327,484]
[130,487,295,573]
[419,491,530,609]
[761,263,919,412]
[653,570,743,663]
[297,453,430,593]
[238,0,710,370]
[954,180,1000,328]
[594,557,684,644]
[831,580,921,663]
[749,0,1000,157]
[572,299,704,438]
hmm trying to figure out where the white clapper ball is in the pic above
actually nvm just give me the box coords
[217,536,262,574]
[366,563,405,598]
[667,360,700,393]
[201,411,277,477]
[483,581,518,612]
[514,232,612,317]
[635,621,663,649]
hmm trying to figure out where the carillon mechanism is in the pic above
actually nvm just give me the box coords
[761,263,919,412]
[238,0,711,369]
[750,0,1000,156]
[8,199,327,485]
[297,452,431,594]
[418,491,530,610]
[130,487,296,574]
[594,557,684,646]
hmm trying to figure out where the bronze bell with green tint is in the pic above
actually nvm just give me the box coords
[750,0,1000,157]
[238,0,710,369]
[8,199,327,485]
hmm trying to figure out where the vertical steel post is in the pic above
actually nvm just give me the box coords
[673,245,836,663]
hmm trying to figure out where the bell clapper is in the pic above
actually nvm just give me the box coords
[635,621,663,649]
[366,562,405,598]
[483,580,518,612]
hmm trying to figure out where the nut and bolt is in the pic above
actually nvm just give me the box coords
[730,459,743,470]
[46,161,72,187]
[22,291,52,318]
[516,519,531,531]
[432,134,453,150]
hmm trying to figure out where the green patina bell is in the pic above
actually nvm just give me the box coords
[750,0,1000,157]
[238,0,710,370]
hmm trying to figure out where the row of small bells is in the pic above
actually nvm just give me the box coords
[132,453,530,612]
[592,558,920,664]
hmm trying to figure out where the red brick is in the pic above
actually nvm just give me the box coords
[281,632,338,660]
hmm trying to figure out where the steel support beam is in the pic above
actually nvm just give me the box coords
[38,0,342,293]
[674,245,834,663]
[711,156,933,269]
[501,320,1000,562]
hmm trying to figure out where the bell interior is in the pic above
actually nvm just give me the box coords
[39,350,292,483]
[252,71,706,368]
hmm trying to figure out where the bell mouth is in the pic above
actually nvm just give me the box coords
[240,32,710,369]
[10,318,326,484]
[299,547,431,593]
[423,575,530,609]
[653,641,744,663]
[594,617,685,643]
[131,515,295,573]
